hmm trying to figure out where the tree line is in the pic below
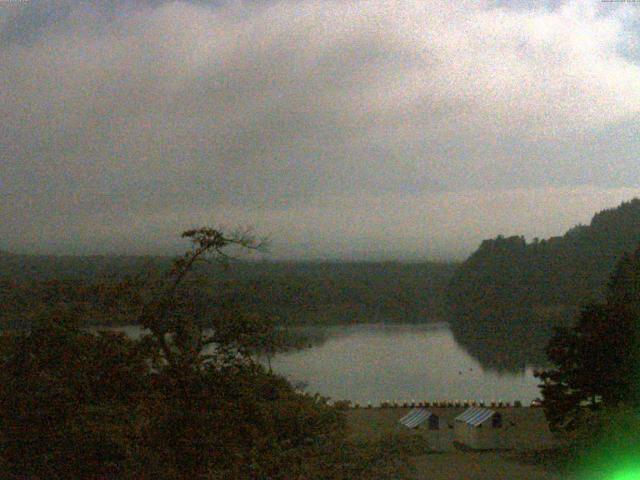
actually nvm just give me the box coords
[0,254,457,329]
[447,198,640,315]
[446,198,640,371]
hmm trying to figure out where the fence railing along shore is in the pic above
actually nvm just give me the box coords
[337,399,541,409]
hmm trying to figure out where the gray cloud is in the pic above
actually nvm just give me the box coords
[2,0,640,258]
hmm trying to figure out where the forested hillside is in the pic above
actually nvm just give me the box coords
[447,198,640,371]
[0,255,457,328]
[447,198,640,316]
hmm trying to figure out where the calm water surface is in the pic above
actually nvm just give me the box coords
[102,323,541,404]
[269,323,541,404]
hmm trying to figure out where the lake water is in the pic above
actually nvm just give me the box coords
[102,322,542,405]
[269,323,541,405]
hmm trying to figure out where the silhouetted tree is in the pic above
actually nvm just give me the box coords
[0,227,411,479]
[537,244,640,431]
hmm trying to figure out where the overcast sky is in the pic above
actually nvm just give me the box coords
[2,0,640,259]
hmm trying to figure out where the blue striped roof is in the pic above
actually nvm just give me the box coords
[399,408,434,428]
[455,407,496,427]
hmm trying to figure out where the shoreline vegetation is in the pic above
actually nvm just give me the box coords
[3,198,640,477]
[3,199,640,375]
[3,199,639,329]
[448,198,640,373]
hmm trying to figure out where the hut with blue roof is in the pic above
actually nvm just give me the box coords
[454,407,503,449]
[398,408,440,430]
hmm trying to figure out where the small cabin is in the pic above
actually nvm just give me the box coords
[399,408,440,430]
[454,407,503,449]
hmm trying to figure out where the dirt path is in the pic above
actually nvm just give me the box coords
[408,451,563,480]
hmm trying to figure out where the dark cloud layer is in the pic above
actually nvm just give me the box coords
[2,0,640,258]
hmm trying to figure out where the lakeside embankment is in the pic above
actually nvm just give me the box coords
[346,407,564,480]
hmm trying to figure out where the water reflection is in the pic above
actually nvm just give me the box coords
[447,308,575,374]
[269,323,542,404]
[449,319,551,374]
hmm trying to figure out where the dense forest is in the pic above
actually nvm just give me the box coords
[0,253,457,329]
[447,198,640,371]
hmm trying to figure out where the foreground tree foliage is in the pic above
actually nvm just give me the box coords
[537,243,640,432]
[0,228,410,479]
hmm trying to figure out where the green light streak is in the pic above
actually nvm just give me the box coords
[612,470,640,480]
[567,405,640,480]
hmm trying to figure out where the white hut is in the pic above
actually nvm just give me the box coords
[399,408,440,430]
[454,407,503,449]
